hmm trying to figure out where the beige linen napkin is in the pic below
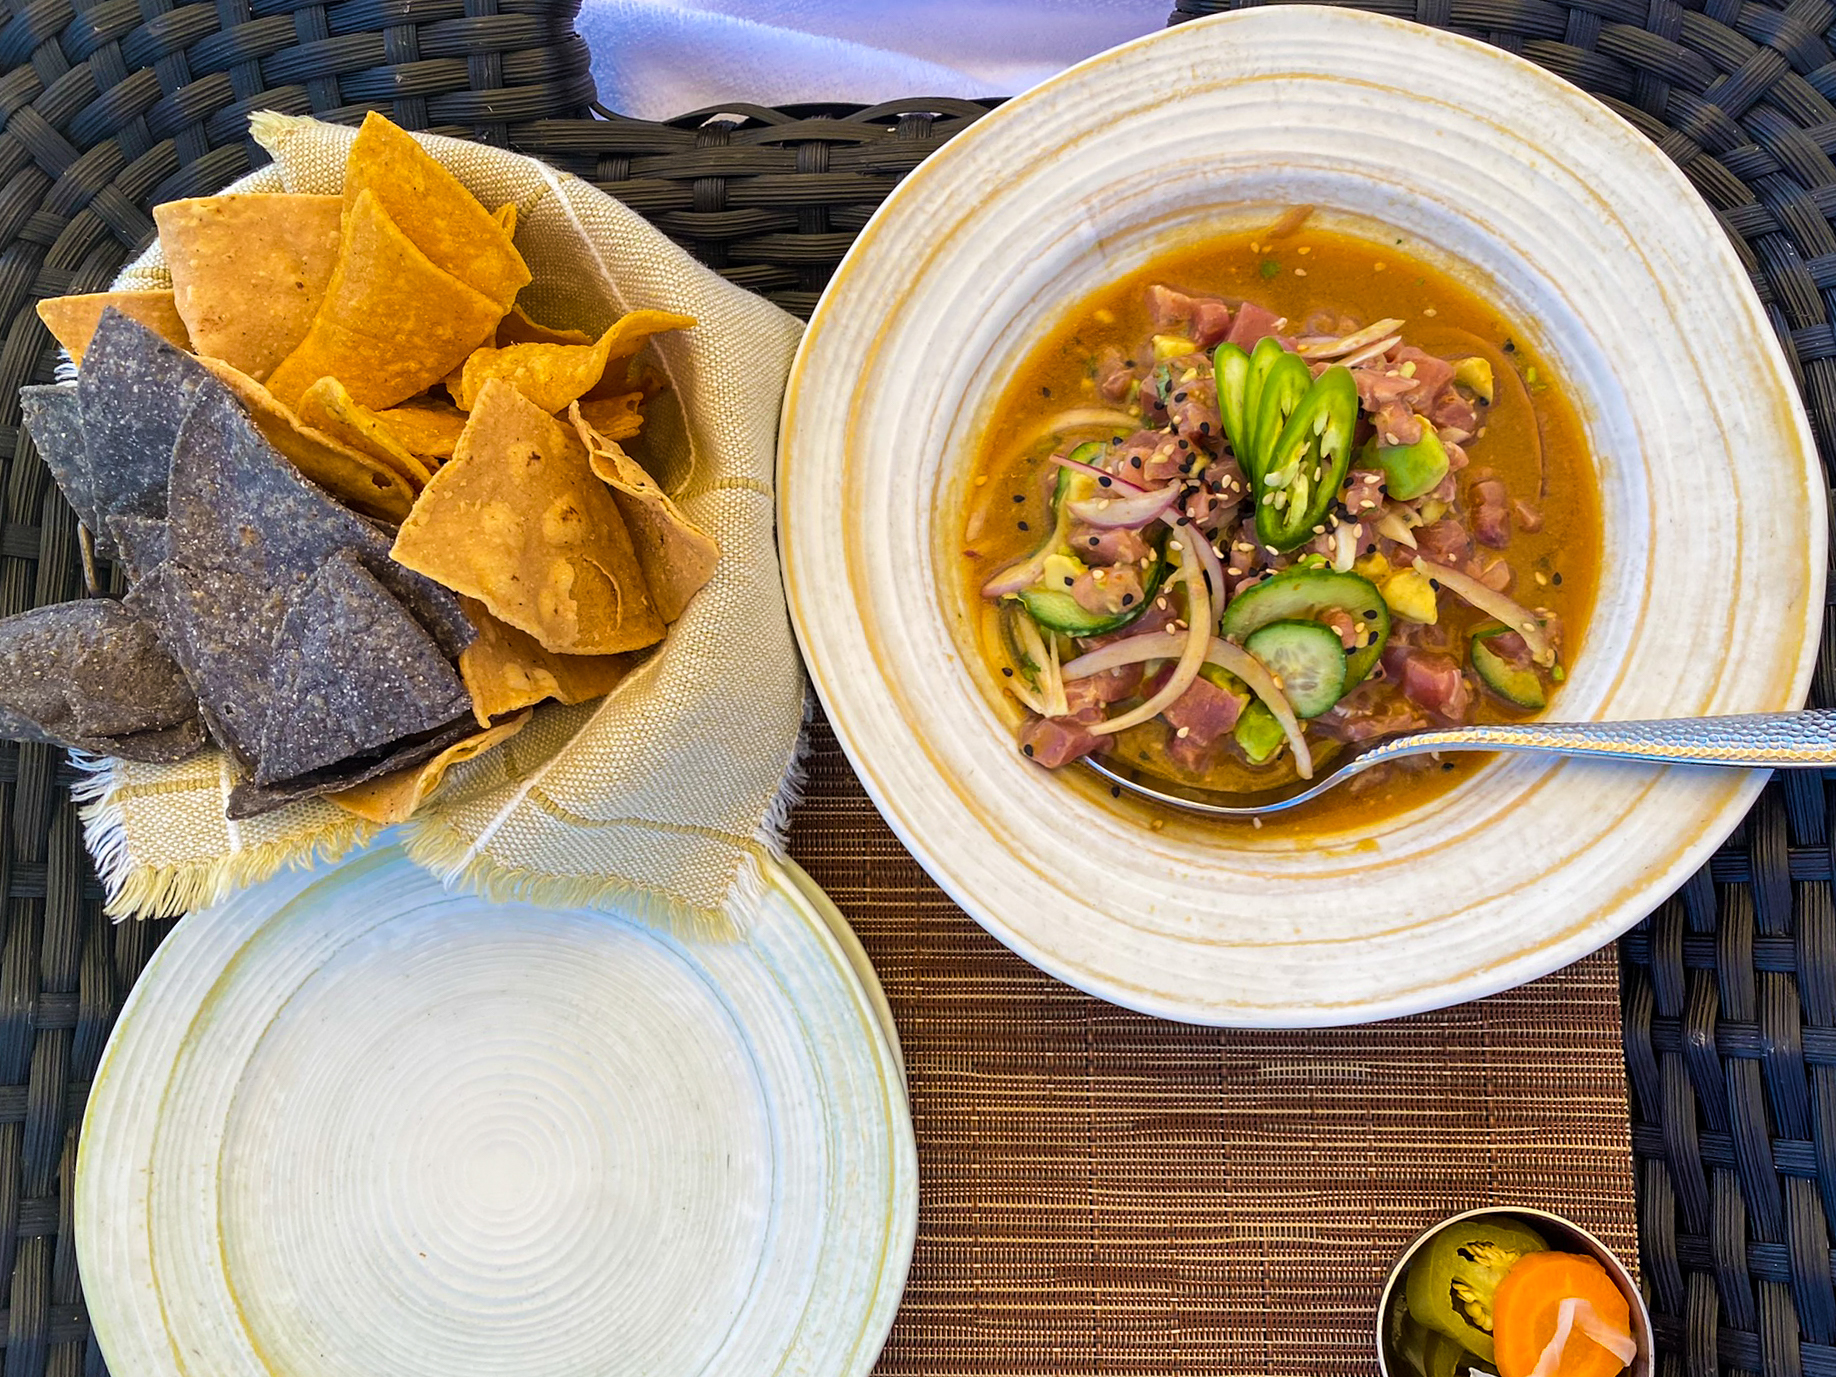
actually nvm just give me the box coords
[77,115,808,924]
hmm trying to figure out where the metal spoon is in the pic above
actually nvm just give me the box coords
[1086,710,1836,818]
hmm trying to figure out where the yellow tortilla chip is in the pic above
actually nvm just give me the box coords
[496,304,592,348]
[154,194,342,380]
[344,112,531,311]
[570,403,720,622]
[197,358,416,522]
[458,597,631,724]
[297,376,434,488]
[328,709,531,824]
[451,310,696,414]
[37,291,191,364]
[266,188,505,411]
[574,392,647,442]
[391,380,664,654]
[375,396,469,460]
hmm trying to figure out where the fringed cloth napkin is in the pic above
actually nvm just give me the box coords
[77,115,808,924]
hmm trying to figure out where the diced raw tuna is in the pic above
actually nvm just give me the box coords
[1415,518,1472,567]
[1226,301,1284,349]
[1470,477,1511,548]
[1161,675,1246,747]
[1070,564,1144,616]
[1386,648,1473,723]
[1020,713,1102,768]
[1341,468,1386,515]
[1070,523,1154,567]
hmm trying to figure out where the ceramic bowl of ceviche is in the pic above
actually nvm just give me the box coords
[778,6,1826,1025]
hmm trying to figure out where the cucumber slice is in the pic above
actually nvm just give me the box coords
[1243,620,1347,718]
[1470,626,1546,709]
[1233,699,1287,764]
[1018,571,1163,637]
[1221,567,1389,685]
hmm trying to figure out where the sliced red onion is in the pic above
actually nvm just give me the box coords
[1067,482,1181,528]
[1412,557,1554,666]
[1088,558,1210,737]
[1048,450,1147,495]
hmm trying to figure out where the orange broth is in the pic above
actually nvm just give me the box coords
[959,225,1602,826]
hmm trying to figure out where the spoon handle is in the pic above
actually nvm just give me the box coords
[1361,711,1836,770]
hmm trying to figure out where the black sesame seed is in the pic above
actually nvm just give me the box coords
[1442,761,1455,771]
[1552,572,1563,585]
[1130,458,1142,468]
[1122,594,1135,605]
[1018,520,1030,531]
[1013,493,1025,503]
[1001,667,1014,677]
[1041,386,1052,398]
[1088,536,1101,546]
[1429,579,1441,590]
[1125,359,1138,368]
[1174,392,1188,403]
[1099,476,1113,487]
[1023,744,1035,757]
[1198,422,1212,435]
[1503,339,1516,353]
[1363,609,1378,619]
[1111,786,1122,798]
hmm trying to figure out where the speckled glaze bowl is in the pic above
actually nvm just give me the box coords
[778,7,1825,1026]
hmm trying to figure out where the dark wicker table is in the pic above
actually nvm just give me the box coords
[0,0,1830,1371]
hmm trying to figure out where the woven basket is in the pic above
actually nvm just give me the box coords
[2,0,1833,1372]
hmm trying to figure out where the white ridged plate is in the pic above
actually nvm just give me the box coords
[778,7,1827,1025]
[76,848,915,1377]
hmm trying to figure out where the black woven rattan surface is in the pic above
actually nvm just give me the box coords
[0,0,1831,1372]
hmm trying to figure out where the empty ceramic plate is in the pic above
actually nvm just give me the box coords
[77,848,915,1377]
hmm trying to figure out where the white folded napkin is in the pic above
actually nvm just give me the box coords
[580,0,1168,120]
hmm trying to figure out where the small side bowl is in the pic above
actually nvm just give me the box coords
[1376,1207,1653,1377]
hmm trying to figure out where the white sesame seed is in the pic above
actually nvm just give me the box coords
[1176,726,1191,739]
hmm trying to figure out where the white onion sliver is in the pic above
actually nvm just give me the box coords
[1528,1298,1637,1377]
[1336,335,1403,369]
[1068,482,1181,528]
[1166,521,1227,613]
[1205,637,1313,779]
[982,549,1052,597]
[1002,672,1047,715]
[1015,407,1139,453]
[1375,510,1419,549]
[1061,629,1185,679]
[1049,451,1147,495]
[1297,317,1406,359]
[1088,559,1210,736]
[1412,557,1555,665]
[1013,611,1069,718]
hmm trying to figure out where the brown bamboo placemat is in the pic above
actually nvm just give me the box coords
[787,711,1636,1375]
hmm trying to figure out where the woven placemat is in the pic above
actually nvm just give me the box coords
[788,715,1636,1374]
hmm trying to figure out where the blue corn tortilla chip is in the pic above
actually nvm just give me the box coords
[76,309,211,533]
[228,716,475,819]
[165,381,472,656]
[254,548,472,785]
[105,515,171,585]
[0,599,204,762]
[19,385,105,553]
[132,561,292,770]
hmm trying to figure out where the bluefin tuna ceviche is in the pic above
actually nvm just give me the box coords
[961,213,1601,813]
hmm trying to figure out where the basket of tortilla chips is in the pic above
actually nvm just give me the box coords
[8,112,807,920]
